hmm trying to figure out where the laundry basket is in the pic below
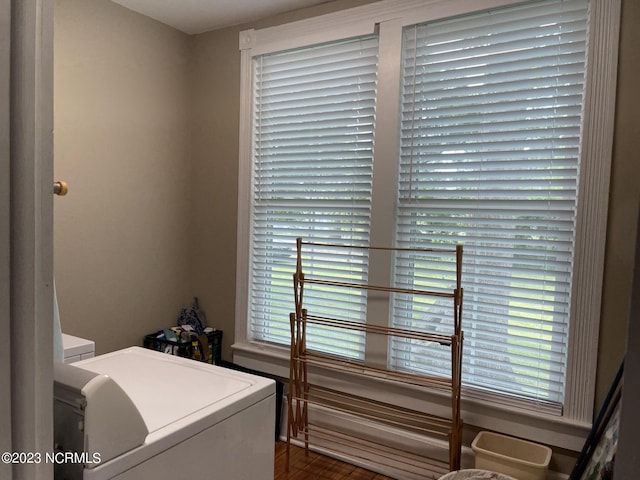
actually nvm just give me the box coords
[471,432,552,480]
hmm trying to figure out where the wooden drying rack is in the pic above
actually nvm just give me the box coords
[287,238,464,478]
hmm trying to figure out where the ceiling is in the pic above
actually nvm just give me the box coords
[110,0,332,35]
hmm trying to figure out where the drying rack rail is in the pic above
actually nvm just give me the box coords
[287,238,464,477]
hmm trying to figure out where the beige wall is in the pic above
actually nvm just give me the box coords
[188,26,241,362]
[54,0,192,354]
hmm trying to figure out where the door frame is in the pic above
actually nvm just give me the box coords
[4,1,54,479]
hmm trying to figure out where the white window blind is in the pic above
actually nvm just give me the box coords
[249,36,379,359]
[392,0,588,408]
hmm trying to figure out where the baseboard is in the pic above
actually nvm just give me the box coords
[280,402,473,479]
[279,401,569,480]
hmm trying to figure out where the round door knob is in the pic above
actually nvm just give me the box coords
[53,181,68,196]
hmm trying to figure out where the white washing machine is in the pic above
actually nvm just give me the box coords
[54,347,275,480]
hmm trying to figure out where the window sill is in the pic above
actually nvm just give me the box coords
[231,341,591,452]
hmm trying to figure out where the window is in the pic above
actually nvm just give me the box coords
[391,0,588,408]
[236,0,619,437]
[248,36,379,358]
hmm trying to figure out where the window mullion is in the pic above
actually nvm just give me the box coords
[365,19,405,369]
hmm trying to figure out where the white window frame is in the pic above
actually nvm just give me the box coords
[235,0,621,451]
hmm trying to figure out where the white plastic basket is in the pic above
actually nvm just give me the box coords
[471,432,552,480]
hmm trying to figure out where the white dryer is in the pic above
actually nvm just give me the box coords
[54,347,275,480]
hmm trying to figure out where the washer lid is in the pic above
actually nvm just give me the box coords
[75,347,267,433]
